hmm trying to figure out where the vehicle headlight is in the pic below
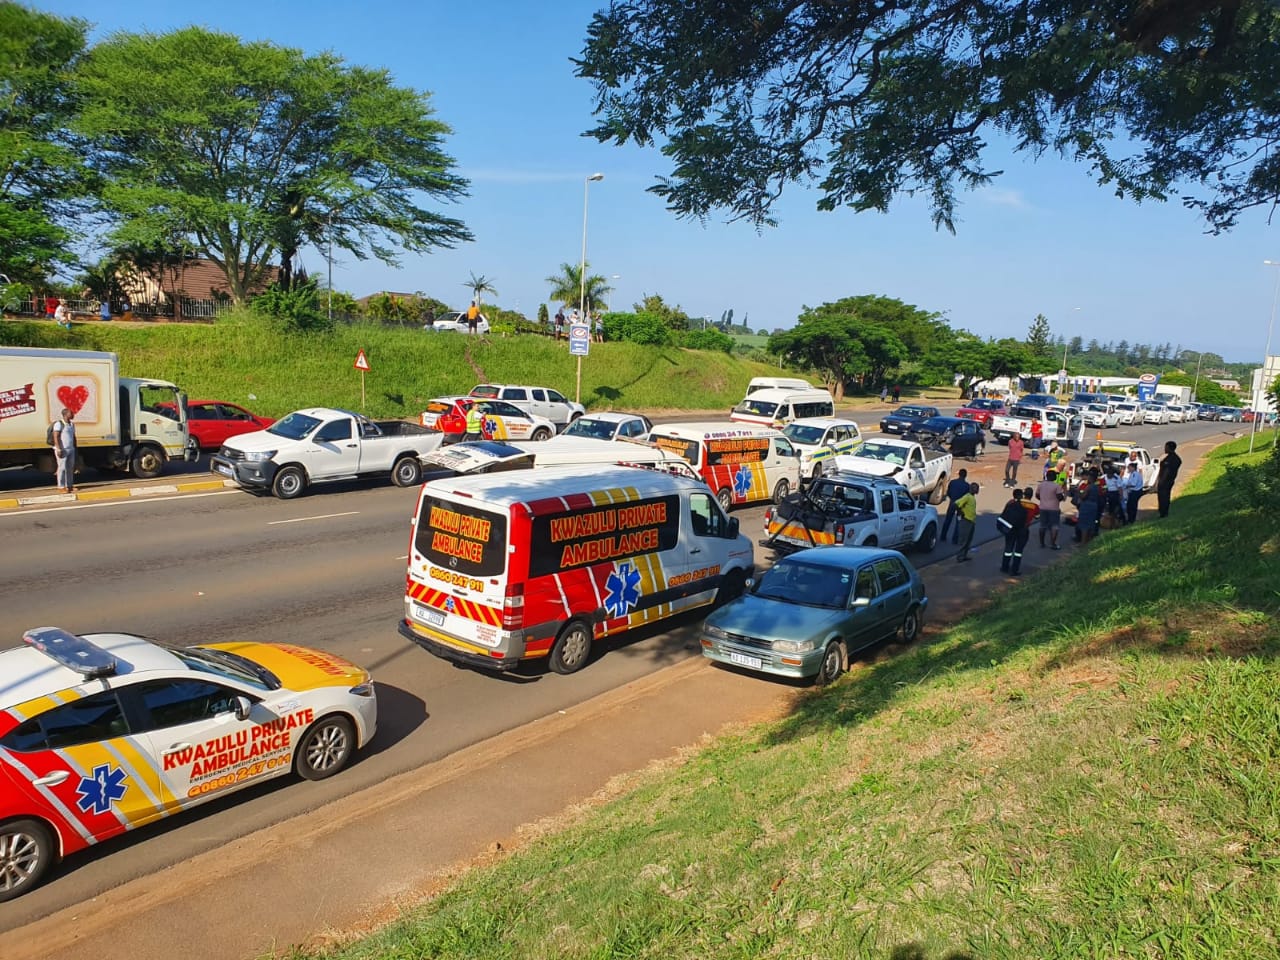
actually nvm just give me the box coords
[773,638,815,654]
[349,682,376,698]
[702,624,728,641]
[244,449,277,462]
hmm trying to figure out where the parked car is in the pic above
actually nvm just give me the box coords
[1164,403,1188,423]
[781,416,865,479]
[1217,407,1242,422]
[1016,393,1060,407]
[1141,403,1170,425]
[560,412,653,441]
[903,416,987,458]
[954,398,1007,428]
[832,437,952,503]
[0,625,377,900]
[1197,405,1221,421]
[1082,403,1121,429]
[419,396,557,441]
[700,546,928,685]
[1113,401,1141,425]
[878,404,941,435]
[424,311,490,334]
[161,400,276,451]
[469,384,585,430]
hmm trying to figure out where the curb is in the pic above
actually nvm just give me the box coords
[0,477,234,511]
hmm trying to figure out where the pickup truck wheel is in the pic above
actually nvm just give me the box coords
[813,641,846,686]
[863,536,878,547]
[272,465,306,499]
[391,456,421,487]
[0,818,55,902]
[294,715,355,781]
[716,487,733,513]
[531,427,552,441]
[900,606,923,644]
[772,478,790,504]
[928,475,947,504]
[549,621,592,675]
[917,523,938,552]
[130,445,164,479]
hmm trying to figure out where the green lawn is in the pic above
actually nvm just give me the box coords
[0,316,802,419]
[293,436,1280,960]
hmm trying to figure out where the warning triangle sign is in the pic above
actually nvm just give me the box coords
[353,349,371,372]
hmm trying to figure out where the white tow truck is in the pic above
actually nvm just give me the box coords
[830,437,952,504]
[761,473,940,554]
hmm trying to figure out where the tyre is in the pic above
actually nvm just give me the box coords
[294,715,356,781]
[130,444,164,479]
[0,819,56,902]
[772,478,790,504]
[272,465,306,499]
[917,523,938,553]
[391,456,421,487]
[900,606,922,644]
[717,487,733,513]
[929,475,947,504]
[550,620,592,675]
[713,569,746,609]
[813,641,846,686]
[863,536,878,547]
[531,427,552,441]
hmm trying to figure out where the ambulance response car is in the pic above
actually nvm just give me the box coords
[647,422,802,511]
[399,466,755,675]
[0,627,377,900]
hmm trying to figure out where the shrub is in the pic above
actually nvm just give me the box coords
[251,280,332,333]
[601,311,672,346]
[680,328,735,353]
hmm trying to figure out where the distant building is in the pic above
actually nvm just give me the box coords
[1209,378,1241,391]
[119,257,279,310]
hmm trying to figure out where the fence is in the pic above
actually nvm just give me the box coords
[6,297,232,321]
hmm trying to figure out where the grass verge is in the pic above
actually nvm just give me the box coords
[292,435,1279,960]
[0,315,795,419]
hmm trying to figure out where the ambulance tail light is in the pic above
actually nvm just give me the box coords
[763,506,773,529]
[502,583,525,629]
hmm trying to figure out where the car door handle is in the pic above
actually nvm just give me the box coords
[690,547,702,554]
[33,770,70,787]
[346,443,358,448]
[166,742,193,754]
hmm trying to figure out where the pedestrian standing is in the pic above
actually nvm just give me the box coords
[892,384,901,403]
[998,489,1029,574]
[1029,419,1043,460]
[1103,464,1125,526]
[100,298,111,323]
[52,407,76,493]
[939,468,969,545]
[121,296,133,322]
[463,401,484,441]
[594,313,604,343]
[1036,470,1065,549]
[553,306,565,340]
[1123,461,1144,524]
[1074,468,1103,544]
[955,482,979,562]
[1156,440,1181,518]
[1004,433,1024,487]
[466,300,480,335]
[879,385,888,403]
[1013,486,1039,574]
[44,294,58,321]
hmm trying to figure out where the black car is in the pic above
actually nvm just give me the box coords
[904,416,987,458]
[879,404,941,434]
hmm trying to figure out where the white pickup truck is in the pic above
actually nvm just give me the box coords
[210,407,443,498]
[831,437,952,504]
[762,474,940,554]
[990,403,1084,448]
[1069,442,1159,491]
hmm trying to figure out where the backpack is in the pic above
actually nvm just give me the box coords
[46,420,58,446]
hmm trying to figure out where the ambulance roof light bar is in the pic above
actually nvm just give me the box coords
[22,627,118,680]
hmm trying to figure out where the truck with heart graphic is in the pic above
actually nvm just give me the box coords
[0,347,196,479]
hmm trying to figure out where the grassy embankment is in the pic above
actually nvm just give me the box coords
[297,436,1278,960]
[0,316,799,419]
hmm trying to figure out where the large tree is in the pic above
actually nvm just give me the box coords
[0,3,86,281]
[545,261,613,315]
[578,2,1280,233]
[73,27,471,304]
[924,333,1032,398]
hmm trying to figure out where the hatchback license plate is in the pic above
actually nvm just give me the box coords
[213,463,232,477]
[728,651,762,669]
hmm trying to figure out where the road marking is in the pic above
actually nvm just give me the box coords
[267,511,360,525]
[0,490,240,517]
[395,555,408,560]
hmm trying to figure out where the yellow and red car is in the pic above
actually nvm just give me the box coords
[0,627,377,900]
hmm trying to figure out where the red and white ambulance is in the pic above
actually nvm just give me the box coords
[646,422,802,512]
[399,465,755,674]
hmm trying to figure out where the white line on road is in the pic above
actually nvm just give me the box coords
[267,511,360,525]
[396,555,408,560]
[0,490,240,517]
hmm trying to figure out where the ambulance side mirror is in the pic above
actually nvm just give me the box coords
[233,696,253,722]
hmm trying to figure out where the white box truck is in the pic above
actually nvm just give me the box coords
[0,346,195,478]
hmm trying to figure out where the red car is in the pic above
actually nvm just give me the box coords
[168,400,276,450]
[955,397,1008,428]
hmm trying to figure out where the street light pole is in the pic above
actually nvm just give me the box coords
[1192,351,1203,402]
[327,210,334,321]
[576,173,604,404]
[1251,259,1280,453]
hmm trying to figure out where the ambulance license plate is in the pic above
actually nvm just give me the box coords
[729,652,762,669]
[415,604,445,627]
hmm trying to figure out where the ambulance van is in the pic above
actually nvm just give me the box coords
[399,465,755,675]
[647,422,802,511]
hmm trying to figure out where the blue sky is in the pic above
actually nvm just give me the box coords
[43,0,1278,363]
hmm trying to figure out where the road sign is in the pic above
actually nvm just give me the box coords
[353,349,371,372]
[569,323,590,357]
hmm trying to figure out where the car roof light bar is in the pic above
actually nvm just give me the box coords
[22,627,118,680]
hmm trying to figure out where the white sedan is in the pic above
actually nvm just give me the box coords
[1142,403,1170,424]
[424,311,490,334]
[1164,404,1188,423]
[1083,403,1121,428]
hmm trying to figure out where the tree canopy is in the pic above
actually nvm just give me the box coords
[0,2,86,281]
[73,27,470,304]
[577,1,1280,233]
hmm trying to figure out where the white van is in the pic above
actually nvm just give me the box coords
[730,387,834,427]
[419,436,699,481]
[647,421,802,511]
[400,465,755,674]
[744,376,814,395]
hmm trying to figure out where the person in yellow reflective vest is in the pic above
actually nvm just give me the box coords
[464,402,484,440]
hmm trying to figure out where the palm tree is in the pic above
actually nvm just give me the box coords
[464,272,498,308]
[545,262,613,314]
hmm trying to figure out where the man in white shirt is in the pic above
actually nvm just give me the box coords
[52,407,77,493]
[1122,461,1144,525]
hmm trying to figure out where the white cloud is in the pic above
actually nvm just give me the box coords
[978,186,1033,210]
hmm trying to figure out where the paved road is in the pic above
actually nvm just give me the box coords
[0,412,1228,929]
